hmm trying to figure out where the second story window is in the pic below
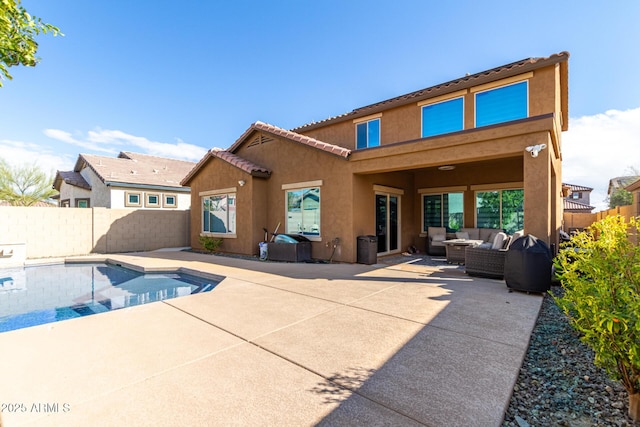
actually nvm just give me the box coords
[356,118,380,149]
[475,81,528,127]
[421,97,464,138]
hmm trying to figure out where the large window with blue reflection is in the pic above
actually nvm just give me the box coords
[421,97,464,138]
[475,81,528,127]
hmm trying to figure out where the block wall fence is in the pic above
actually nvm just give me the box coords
[0,207,190,259]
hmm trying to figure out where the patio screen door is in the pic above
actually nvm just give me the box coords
[375,193,399,254]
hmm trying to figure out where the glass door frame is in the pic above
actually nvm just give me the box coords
[375,188,402,256]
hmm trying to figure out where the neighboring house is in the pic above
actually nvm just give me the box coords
[182,52,569,263]
[562,183,594,213]
[608,176,640,196]
[54,152,195,209]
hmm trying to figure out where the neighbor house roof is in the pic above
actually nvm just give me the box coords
[292,52,570,133]
[607,176,640,195]
[563,199,594,212]
[53,171,91,191]
[562,183,593,192]
[182,122,349,186]
[626,178,640,192]
[68,151,196,191]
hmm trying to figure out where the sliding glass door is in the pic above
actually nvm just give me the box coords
[375,193,399,254]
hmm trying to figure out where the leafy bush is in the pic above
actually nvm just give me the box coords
[198,235,222,253]
[553,215,640,420]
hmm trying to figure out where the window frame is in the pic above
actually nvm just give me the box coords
[474,188,524,234]
[145,193,161,208]
[355,117,381,149]
[421,96,464,138]
[163,194,177,208]
[124,191,142,207]
[421,192,465,233]
[201,192,236,237]
[474,80,529,128]
[283,181,322,240]
[75,198,90,208]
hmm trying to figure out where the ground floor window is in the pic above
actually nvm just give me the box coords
[286,187,320,236]
[203,193,236,234]
[75,198,90,208]
[475,189,523,234]
[422,192,463,232]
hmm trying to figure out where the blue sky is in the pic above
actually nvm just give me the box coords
[1,0,639,210]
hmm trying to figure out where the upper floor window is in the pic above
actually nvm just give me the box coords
[421,97,464,138]
[475,81,528,127]
[203,193,236,234]
[571,192,581,200]
[286,187,320,236]
[356,118,380,149]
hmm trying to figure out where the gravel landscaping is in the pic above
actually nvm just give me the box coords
[502,286,637,426]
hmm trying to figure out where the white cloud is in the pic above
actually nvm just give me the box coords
[563,107,640,212]
[0,139,75,173]
[43,129,118,154]
[44,128,208,162]
[86,129,208,161]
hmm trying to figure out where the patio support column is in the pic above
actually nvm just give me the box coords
[523,142,552,245]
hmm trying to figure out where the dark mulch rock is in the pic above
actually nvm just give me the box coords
[502,287,637,426]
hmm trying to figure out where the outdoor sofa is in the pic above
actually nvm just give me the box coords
[427,227,502,256]
[465,230,524,279]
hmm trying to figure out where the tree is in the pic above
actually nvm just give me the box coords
[554,216,640,421]
[0,0,62,86]
[0,159,57,205]
[609,188,633,208]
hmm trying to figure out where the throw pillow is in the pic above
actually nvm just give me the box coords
[492,232,508,250]
[455,231,470,240]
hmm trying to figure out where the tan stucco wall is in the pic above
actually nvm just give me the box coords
[0,207,189,259]
[187,62,566,261]
[299,67,561,149]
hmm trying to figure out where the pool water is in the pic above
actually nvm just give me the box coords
[0,263,220,333]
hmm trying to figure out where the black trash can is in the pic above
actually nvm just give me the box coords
[504,234,552,293]
[357,235,378,265]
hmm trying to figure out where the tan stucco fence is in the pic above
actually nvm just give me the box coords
[564,205,637,232]
[0,207,190,261]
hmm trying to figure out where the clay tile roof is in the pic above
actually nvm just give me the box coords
[562,183,593,192]
[214,151,271,177]
[53,171,91,191]
[76,152,196,189]
[563,199,594,212]
[292,52,570,132]
[229,121,351,159]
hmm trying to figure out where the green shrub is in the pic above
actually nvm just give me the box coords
[198,235,223,253]
[553,215,640,420]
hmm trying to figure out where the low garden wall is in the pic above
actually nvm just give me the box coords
[0,207,190,259]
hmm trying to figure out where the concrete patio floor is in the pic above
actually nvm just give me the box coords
[0,251,543,426]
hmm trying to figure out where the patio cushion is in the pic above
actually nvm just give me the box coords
[459,228,480,240]
[506,230,525,249]
[455,231,470,240]
[492,232,508,250]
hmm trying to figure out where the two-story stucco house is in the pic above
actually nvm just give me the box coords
[54,152,195,209]
[562,183,594,213]
[182,52,570,263]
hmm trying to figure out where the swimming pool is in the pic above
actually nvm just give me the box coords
[0,263,220,333]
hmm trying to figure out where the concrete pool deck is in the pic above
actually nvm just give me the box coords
[0,251,543,426]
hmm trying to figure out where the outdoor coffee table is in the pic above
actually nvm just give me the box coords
[442,239,484,264]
